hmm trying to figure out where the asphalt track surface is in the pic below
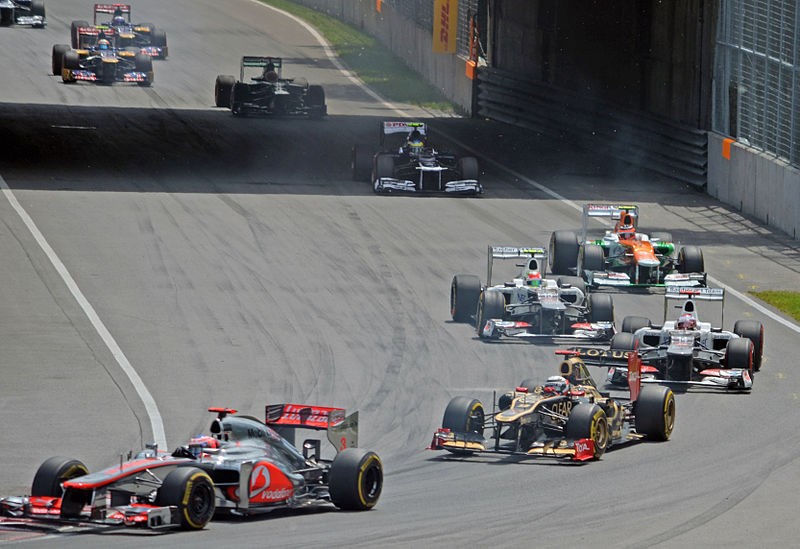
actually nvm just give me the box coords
[1,1,800,547]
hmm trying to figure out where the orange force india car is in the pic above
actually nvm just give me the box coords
[549,203,706,289]
[430,350,675,462]
[0,405,382,533]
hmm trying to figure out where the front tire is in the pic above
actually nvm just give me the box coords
[441,396,485,456]
[589,293,614,323]
[733,320,764,371]
[52,44,70,76]
[621,315,651,333]
[457,157,479,180]
[306,84,326,119]
[725,337,754,372]
[578,243,605,276]
[329,448,383,510]
[155,467,215,530]
[476,290,506,338]
[31,456,89,497]
[635,385,676,441]
[450,274,481,323]
[214,75,235,108]
[678,245,704,273]
[565,404,608,459]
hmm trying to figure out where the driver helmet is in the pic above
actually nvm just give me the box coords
[526,271,542,287]
[406,129,425,150]
[188,435,220,457]
[97,38,111,50]
[618,228,636,240]
[112,15,126,26]
[676,313,697,330]
[543,375,570,395]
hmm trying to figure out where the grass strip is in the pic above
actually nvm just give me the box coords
[751,290,800,322]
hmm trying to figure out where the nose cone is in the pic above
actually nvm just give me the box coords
[634,250,660,267]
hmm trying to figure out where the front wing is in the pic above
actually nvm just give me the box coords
[479,319,614,341]
[429,429,597,462]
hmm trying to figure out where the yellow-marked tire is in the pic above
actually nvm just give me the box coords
[329,448,383,511]
[635,385,676,441]
[31,456,89,497]
[565,404,609,459]
[156,467,215,529]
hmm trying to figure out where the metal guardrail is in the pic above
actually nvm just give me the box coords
[477,67,708,186]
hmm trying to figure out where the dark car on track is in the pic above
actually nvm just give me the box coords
[430,350,675,462]
[352,121,482,194]
[0,0,45,27]
[0,405,382,532]
[52,28,153,86]
[214,56,327,118]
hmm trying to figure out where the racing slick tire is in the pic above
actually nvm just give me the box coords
[230,82,249,116]
[155,467,215,530]
[634,385,676,441]
[70,20,89,48]
[725,336,755,372]
[565,404,608,459]
[31,0,45,17]
[351,144,374,181]
[135,53,153,86]
[31,456,89,497]
[457,157,479,180]
[151,29,168,57]
[329,448,383,511]
[52,44,70,76]
[450,274,481,323]
[214,75,235,108]
[557,276,586,304]
[678,245,704,273]
[588,293,614,323]
[650,231,673,244]
[306,85,326,119]
[610,331,636,352]
[577,243,605,277]
[372,153,395,192]
[621,315,651,333]
[549,230,580,275]
[734,320,764,371]
[442,396,485,437]
[61,51,81,83]
[476,290,506,338]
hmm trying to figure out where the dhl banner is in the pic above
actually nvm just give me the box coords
[433,0,458,54]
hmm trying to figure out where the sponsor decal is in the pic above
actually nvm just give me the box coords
[432,0,457,54]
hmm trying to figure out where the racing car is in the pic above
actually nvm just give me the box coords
[549,203,706,289]
[352,121,482,194]
[429,349,675,461]
[70,4,167,58]
[52,29,153,86]
[0,0,45,28]
[214,56,327,118]
[450,246,615,341]
[571,287,765,391]
[0,405,382,533]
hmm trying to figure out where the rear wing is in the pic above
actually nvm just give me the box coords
[487,245,547,285]
[265,403,358,452]
[380,121,426,145]
[240,56,283,80]
[581,203,639,239]
[94,3,131,23]
[77,26,117,48]
[664,287,725,328]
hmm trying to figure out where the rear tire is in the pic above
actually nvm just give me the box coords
[549,230,580,275]
[31,457,89,497]
[70,20,89,48]
[635,385,676,441]
[733,320,764,371]
[214,75,235,108]
[450,274,481,323]
[565,404,608,459]
[329,448,383,510]
[155,467,215,530]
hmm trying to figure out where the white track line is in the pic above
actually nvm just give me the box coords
[0,176,167,449]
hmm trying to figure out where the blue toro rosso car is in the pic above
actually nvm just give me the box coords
[52,28,153,86]
[70,3,167,59]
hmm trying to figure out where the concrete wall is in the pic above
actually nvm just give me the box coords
[287,0,476,113]
[708,132,800,239]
